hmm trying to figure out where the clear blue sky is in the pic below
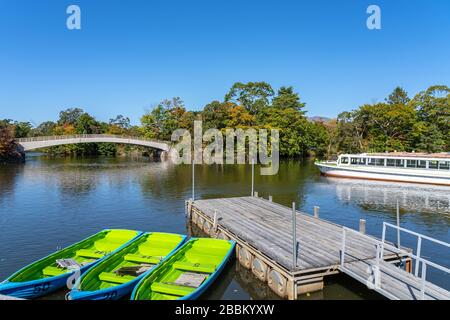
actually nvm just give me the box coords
[0,0,449,126]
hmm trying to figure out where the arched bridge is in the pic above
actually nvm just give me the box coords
[16,134,172,155]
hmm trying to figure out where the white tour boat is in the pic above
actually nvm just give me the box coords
[315,152,450,186]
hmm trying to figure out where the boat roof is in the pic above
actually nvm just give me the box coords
[341,152,450,159]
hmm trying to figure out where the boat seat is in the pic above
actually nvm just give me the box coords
[76,249,106,259]
[173,261,216,273]
[42,266,69,277]
[94,239,122,252]
[98,272,135,284]
[138,246,169,257]
[124,254,162,264]
[151,282,195,296]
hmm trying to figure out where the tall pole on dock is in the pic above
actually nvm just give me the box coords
[192,159,195,201]
[251,158,255,196]
[396,199,400,248]
[292,202,297,269]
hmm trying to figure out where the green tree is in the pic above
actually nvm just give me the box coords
[386,87,410,105]
[109,115,131,130]
[141,97,193,140]
[75,113,101,134]
[13,121,33,138]
[224,82,274,115]
[271,86,306,113]
[31,121,56,136]
[410,85,450,151]
[58,108,85,125]
[260,106,309,157]
[202,101,230,130]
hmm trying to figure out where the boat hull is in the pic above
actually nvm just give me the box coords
[68,277,141,300]
[0,264,92,299]
[0,229,142,299]
[316,163,450,186]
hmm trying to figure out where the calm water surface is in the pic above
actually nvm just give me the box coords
[0,155,449,299]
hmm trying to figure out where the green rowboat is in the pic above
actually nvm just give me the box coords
[0,229,141,299]
[67,232,186,300]
[131,238,236,300]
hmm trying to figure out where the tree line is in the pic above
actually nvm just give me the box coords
[1,82,449,162]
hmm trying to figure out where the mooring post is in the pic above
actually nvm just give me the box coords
[187,199,193,219]
[269,195,273,202]
[359,219,366,235]
[254,191,258,198]
[213,209,218,231]
[313,206,320,218]
[192,160,195,201]
[292,202,297,269]
[251,158,255,197]
[396,199,401,248]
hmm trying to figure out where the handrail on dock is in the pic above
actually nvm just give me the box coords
[341,224,450,300]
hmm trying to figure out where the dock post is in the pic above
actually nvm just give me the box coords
[359,219,366,235]
[292,202,297,269]
[269,195,272,202]
[254,191,258,198]
[396,199,401,249]
[186,199,193,219]
[213,209,218,231]
[313,206,320,218]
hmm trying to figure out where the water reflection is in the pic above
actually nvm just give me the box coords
[331,178,450,215]
[0,156,448,299]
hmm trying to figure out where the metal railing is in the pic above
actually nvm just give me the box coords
[341,223,450,300]
[380,222,450,299]
[16,134,171,146]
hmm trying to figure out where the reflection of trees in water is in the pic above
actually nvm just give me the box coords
[138,160,310,207]
[331,178,450,228]
[21,157,163,197]
[0,165,22,204]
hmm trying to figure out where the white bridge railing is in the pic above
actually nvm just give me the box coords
[340,222,450,300]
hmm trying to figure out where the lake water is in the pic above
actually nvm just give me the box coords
[0,155,448,299]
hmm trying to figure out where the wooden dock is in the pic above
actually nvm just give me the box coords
[187,196,449,300]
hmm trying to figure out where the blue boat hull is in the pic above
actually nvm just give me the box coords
[0,230,143,299]
[0,264,93,299]
[68,276,143,300]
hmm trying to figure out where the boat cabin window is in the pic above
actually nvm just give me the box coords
[395,159,405,167]
[386,159,396,167]
[407,160,417,168]
[351,158,366,165]
[417,160,427,168]
[439,161,450,170]
[429,161,438,169]
[367,158,376,166]
[375,159,385,166]
[341,157,349,164]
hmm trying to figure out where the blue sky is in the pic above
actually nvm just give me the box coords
[0,0,449,126]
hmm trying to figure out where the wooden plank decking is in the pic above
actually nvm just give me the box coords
[192,196,403,273]
[189,196,449,300]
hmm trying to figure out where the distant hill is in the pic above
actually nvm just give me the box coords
[307,116,332,122]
